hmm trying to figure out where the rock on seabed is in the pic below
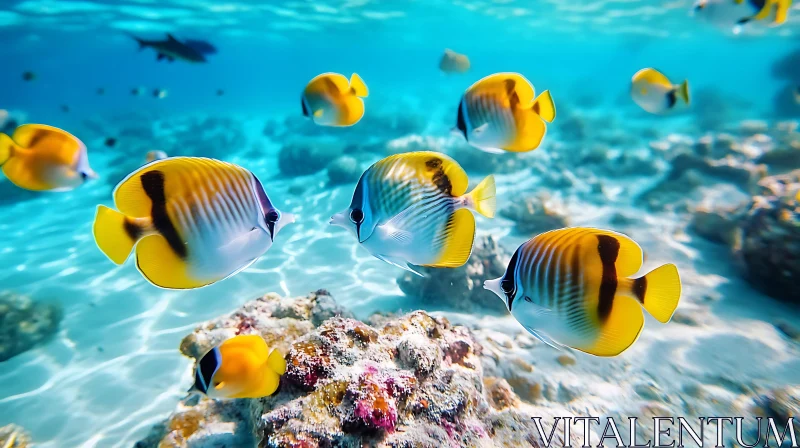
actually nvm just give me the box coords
[136,290,581,448]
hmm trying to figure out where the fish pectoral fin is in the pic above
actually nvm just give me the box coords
[375,254,424,277]
[424,208,475,268]
[157,53,166,61]
[135,234,208,289]
[524,326,564,351]
[472,123,489,136]
[474,144,506,154]
[313,109,324,118]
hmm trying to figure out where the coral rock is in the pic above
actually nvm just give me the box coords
[278,140,340,176]
[0,291,62,362]
[500,194,569,235]
[397,236,511,314]
[737,171,800,303]
[0,424,32,448]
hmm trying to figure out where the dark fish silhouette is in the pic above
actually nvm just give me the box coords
[183,39,217,55]
[105,137,117,148]
[130,33,207,63]
[97,88,105,95]
[22,71,35,81]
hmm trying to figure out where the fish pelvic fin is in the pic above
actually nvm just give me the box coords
[349,73,368,97]
[93,205,152,265]
[464,174,496,218]
[625,263,681,323]
[677,80,690,105]
[531,90,556,123]
[0,133,15,166]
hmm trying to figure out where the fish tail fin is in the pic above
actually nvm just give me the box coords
[531,90,556,123]
[349,73,368,97]
[0,133,14,166]
[93,205,146,265]
[628,263,682,323]
[426,208,475,268]
[464,174,496,218]
[678,80,690,105]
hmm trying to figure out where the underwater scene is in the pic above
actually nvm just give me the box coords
[1,0,800,447]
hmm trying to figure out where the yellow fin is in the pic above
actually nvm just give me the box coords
[678,80,690,105]
[339,96,365,126]
[426,208,475,268]
[221,334,269,360]
[574,228,644,278]
[531,90,556,123]
[0,133,13,165]
[349,73,368,97]
[464,175,496,218]
[577,295,644,357]
[135,234,208,289]
[231,369,280,398]
[753,0,774,19]
[774,0,791,24]
[378,151,469,197]
[267,348,287,375]
[471,73,535,106]
[114,157,246,217]
[628,263,681,323]
[632,68,672,88]
[93,205,141,265]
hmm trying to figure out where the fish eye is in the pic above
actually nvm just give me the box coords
[266,210,280,223]
[350,208,364,224]
[501,277,515,295]
[80,172,88,180]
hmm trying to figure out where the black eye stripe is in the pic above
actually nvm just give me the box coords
[503,248,520,309]
[196,348,220,394]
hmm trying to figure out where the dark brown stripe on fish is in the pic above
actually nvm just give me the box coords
[26,130,48,148]
[533,102,541,115]
[596,235,620,323]
[141,170,187,259]
[425,157,453,196]
[123,218,143,241]
[632,276,647,304]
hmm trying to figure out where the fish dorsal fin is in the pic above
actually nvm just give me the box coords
[166,33,179,43]
[571,228,643,279]
[310,73,350,95]
[632,68,672,88]
[11,124,82,163]
[220,334,270,361]
[377,151,469,197]
[468,72,535,106]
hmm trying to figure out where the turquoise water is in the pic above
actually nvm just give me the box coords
[1,1,799,447]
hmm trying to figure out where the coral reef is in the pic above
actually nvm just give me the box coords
[396,236,510,314]
[138,291,583,448]
[0,291,62,362]
[0,424,31,448]
[736,170,800,304]
[499,194,569,234]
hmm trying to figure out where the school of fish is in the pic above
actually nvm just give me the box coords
[5,0,792,398]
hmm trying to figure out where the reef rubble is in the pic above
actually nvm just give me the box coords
[0,291,62,362]
[136,290,583,448]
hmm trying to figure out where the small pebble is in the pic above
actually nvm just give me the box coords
[556,355,576,366]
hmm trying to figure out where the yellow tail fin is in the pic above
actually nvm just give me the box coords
[678,80,690,105]
[630,263,681,323]
[349,73,368,97]
[0,133,14,166]
[93,205,140,265]
[531,90,556,123]
[465,175,496,218]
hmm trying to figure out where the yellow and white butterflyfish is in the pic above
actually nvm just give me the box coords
[454,72,556,154]
[301,72,369,127]
[330,151,496,275]
[0,124,97,192]
[630,68,690,115]
[192,334,286,399]
[92,156,295,289]
[484,227,682,357]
